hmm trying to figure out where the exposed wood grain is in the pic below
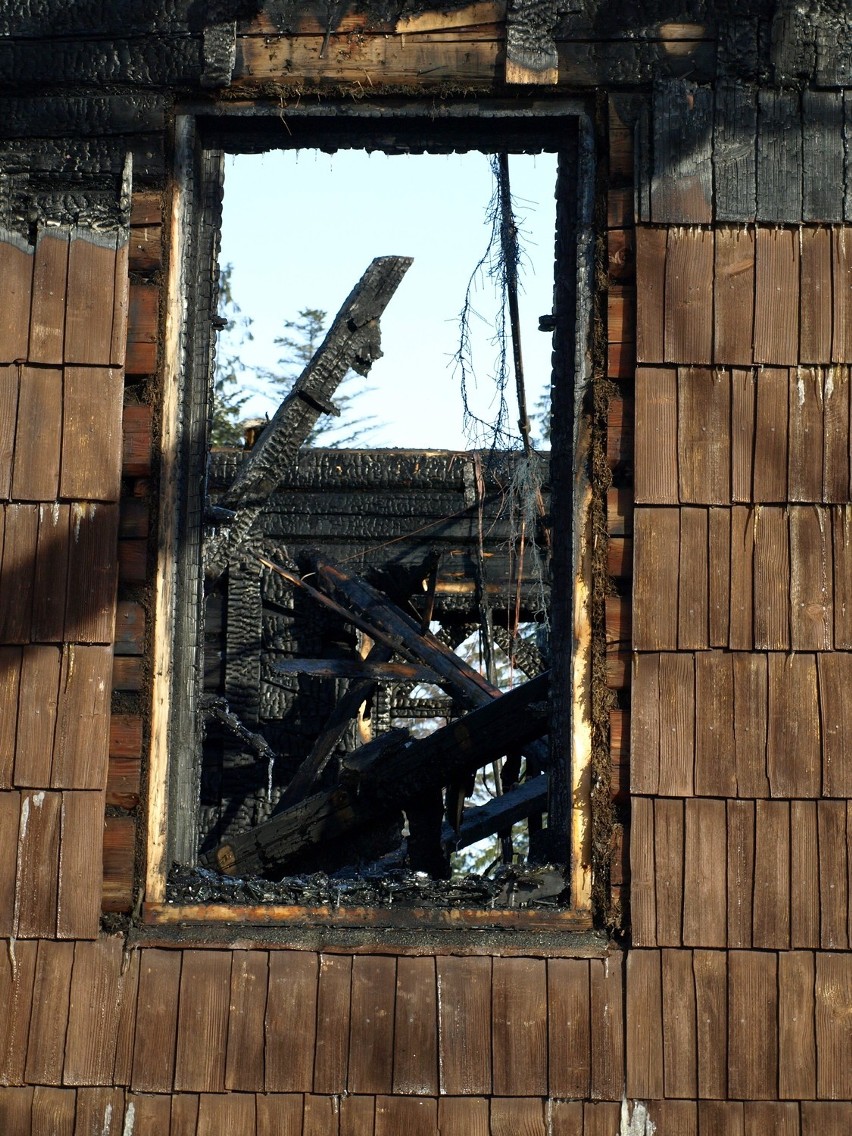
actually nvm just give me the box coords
[31,1087,75,1136]
[800,227,833,363]
[0,648,20,790]
[658,652,694,796]
[170,1093,200,1136]
[255,1093,304,1136]
[833,227,852,361]
[63,937,123,1084]
[753,506,790,649]
[729,506,755,648]
[60,366,124,501]
[708,508,731,645]
[12,367,61,500]
[788,369,825,503]
[803,91,844,222]
[732,652,768,796]
[0,232,33,363]
[547,958,590,1099]
[0,503,38,643]
[110,656,143,692]
[0,791,19,934]
[699,1102,744,1136]
[338,1095,375,1136]
[124,283,158,375]
[790,800,820,949]
[728,950,777,1100]
[128,1095,172,1134]
[607,227,634,284]
[122,404,153,477]
[633,507,679,650]
[347,955,396,1095]
[57,790,104,938]
[651,80,713,223]
[757,89,802,222]
[790,505,832,649]
[29,228,69,365]
[678,368,731,504]
[767,652,820,797]
[833,507,852,646]
[32,503,70,642]
[65,231,117,366]
[818,800,849,949]
[818,653,852,796]
[393,956,438,1095]
[662,948,698,1098]
[727,800,755,948]
[129,224,163,273]
[752,800,790,949]
[664,226,714,365]
[815,954,852,1099]
[130,193,162,226]
[265,951,318,1092]
[802,1103,852,1136]
[224,951,268,1092]
[14,645,60,787]
[313,953,351,1094]
[777,951,817,1100]
[654,799,684,947]
[491,957,547,1097]
[25,939,74,1084]
[607,486,632,535]
[437,1098,489,1136]
[744,1103,799,1136]
[111,949,139,1087]
[629,796,656,947]
[714,82,757,222]
[490,1098,546,1136]
[695,651,735,796]
[102,815,135,913]
[635,228,667,363]
[16,789,61,938]
[608,285,635,343]
[589,953,624,1101]
[823,367,850,501]
[714,227,755,365]
[131,949,182,1092]
[52,644,112,790]
[634,367,678,503]
[731,369,756,502]
[678,508,709,648]
[110,239,129,369]
[197,1092,257,1136]
[64,503,119,643]
[0,938,37,1085]
[754,230,800,365]
[437,956,491,1094]
[683,798,726,948]
[625,949,663,1099]
[114,600,145,656]
[0,365,18,499]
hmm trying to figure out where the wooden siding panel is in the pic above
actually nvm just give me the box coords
[679,368,731,505]
[714,227,755,365]
[437,956,491,1095]
[265,951,318,1094]
[779,952,817,1100]
[714,82,758,223]
[0,504,39,643]
[634,367,678,503]
[757,91,802,223]
[15,789,60,938]
[728,951,777,1100]
[823,367,850,501]
[57,790,104,939]
[662,949,698,1099]
[802,1103,852,1136]
[52,645,112,790]
[655,799,685,947]
[629,796,656,947]
[112,950,140,1087]
[224,950,268,1093]
[819,653,852,796]
[492,958,546,1098]
[815,954,852,1100]
[633,507,679,650]
[754,507,790,650]
[818,800,849,950]
[803,91,845,221]
[25,940,74,1085]
[31,1087,76,1136]
[13,645,60,787]
[393,956,438,1096]
[658,652,694,797]
[12,367,62,501]
[547,958,590,1099]
[64,503,119,644]
[744,1103,800,1136]
[0,791,19,935]
[790,506,832,650]
[709,508,731,646]
[0,233,33,363]
[731,369,756,502]
[753,368,789,502]
[63,937,123,1086]
[131,950,182,1092]
[0,648,20,789]
[832,227,852,361]
[791,800,821,949]
[347,956,395,1096]
[196,1093,257,1136]
[0,939,37,1086]
[683,799,726,948]
[678,508,709,649]
[255,1094,303,1136]
[64,233,117,366]
[60,367,124,502]
[625,949,663,1100]
[695,652,735,796]
[313,954,351,1095]
[0,366,18,499]
[629,653,659,795]
[651,81,713,223]
[755,229,800,365]
[589,954,624,1101]
[635,228,667,363]
[752,799,791,949]
[767,653,821,797]
[800,227,833,363]
[665,227,714,365]
[733,652,768,796]
[727,800,755,949]
[29,228,69,365]
[788,369,825,503]
[694,950,727,1099]
[32,503,71,643]
[729,506,755,649]
[833,507,852,647]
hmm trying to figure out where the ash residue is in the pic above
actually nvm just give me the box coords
[167,861,569,909]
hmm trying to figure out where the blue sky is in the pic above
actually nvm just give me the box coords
[218,149,558,449]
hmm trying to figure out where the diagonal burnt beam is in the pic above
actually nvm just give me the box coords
[205,255,412,583]
[444,773,548,852]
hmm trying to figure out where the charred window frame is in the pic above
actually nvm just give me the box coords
[145,103,596,930]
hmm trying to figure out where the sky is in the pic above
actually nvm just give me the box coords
[217,149,558,450]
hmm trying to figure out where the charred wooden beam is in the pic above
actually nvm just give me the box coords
[210,671,549,877]
[271,658,440,682]
[205,255,412,583]
[446,774,549,853]
[199,695,277,765]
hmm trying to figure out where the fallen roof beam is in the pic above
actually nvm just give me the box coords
[271,658,440,682]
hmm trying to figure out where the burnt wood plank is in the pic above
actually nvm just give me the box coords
[32,503,70,643]
[224,951,268,1092]
[131,949,182,1092]
[727,799,755,948]
[662,948,698,1098]
[63,937,123,1084]
[313,954,352,1095]
[818,800,849,950]
[778,951,816,1100]
[757,90,802,222]
[790,506,832,650]
[64,503,119,644]
[714,82,758,222]
[589,954,624,1101]
[791,800,820,949]
[654,799,685,947]
[728,951,778,1100]
[12,367,61,501]
[57,790,104,939]
[755,231,800,365]
[752,800,791,949]
[174,951,231,1093]
[13,645,59,787]
[225,560,261,725]
[64,231,117,366]
[0,791,19,934]
[729,505,755,648]
[754,506,790,649]
[60,366,124,501]
[0,231,33,363]
[789,369,825,503]
[815,954,852,1100]
[818,653,852,796]
[265,951,318,1093]
[714,227,755,365]
[629,796,656,947]
[695,652,735,796]
[29,228,68,365]
[52,645,112,790]
[800,227,833,363]
[437,956,491,1094]
[625,949,663,1100]
[733,653,769,796]
[651,80,713,223]
[767,653,820,797]
[683,798,727,948]
[635,228,667,363]
[803,91,844,222]
[347,955,395,1095]
[16,790,60,937]
[633,508,679,650]
[709,508,731,645]
[25,940,73,1085]
[832,227,852,361]
[833,507,852,647]
[0,939,37,1086]
[678,508,709,649]
[678,368,731,504]
[629,654,659,795]
[658,652,694,797]
[547,958,590,1099]
[0,365,18,499]
[731,369,756,502]
[393,956,438,1096]
[491,957,547,1097]
[823,367,850,501]
[634,367,678,503]
[664,227,714,365]
[0,503,38,643]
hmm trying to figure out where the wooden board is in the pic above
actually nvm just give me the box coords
[24,939,74,1084]
[11,367,61,500]
[800,227,833,363]
[589,954,624,1101]
[0,790,19,936]
[29,228,68,365]
[0,939,37,1086]
[658,652,694,796]
[818,801,849,949]
[174,950,232,1092]
[833,227,852,361]
[729,505,755,649]
[15,790,61,938]
[731,369,756,501]
[634,367,678,503]
[791,800,820,949]
[694,651,735,796]
[224,951,268,1092]
[131,949,183,1092]
[678,508,709,648]
[733,653,769,796]
[437,1098,489,1136]
[436,956,491,1094]
[60,366,123,501]
[714,82,757,222]
[754,228,800,365]
[547,958,590,1099]
[756,90,802,223]
[255,1094,304,1136]
[63,936,123,1084]
[788,369,825,503]
[635,228,667,363]
[629,654,659,795]
[313,953,352,1094]
[628,796,656,947]
[393,956,438,1095]
[752,800,790,949]
[125,283,158,374]
[64,503,119,643]
[678,368,731,504]
[0,232,33,363]
[14,645,60,787]
[625,949,663,1099]
[708,508,731,645]
[651,80,713,223]
[110,239,129,368]
[491,957,547,1096]
[122,404,153,476]
[102,815,135,912]
[489,1098,546,1136]
[778,951,816,1100]
[682,798,727,948]
[0,503,38,643]
[111,949,140,1087]
[65,231,117,366]
[753,506,790,649]
[790,505,832,650]
[347,955,395,1094]
[662,948,698,1098]
[31,1087,75,1136]
[818,653,852,796]
[654,799,685,947]
[728,951,777,1100]
[767,653,820,797]
[0,365,18,499]
[265,951,318,1092]
[815,954,852,1099]
[52,645,112,789]
[664,227,714,365]
[823,366,850,501]
[32,503,70,642]
[714,227,755,366]
[0,649,20,789]
[833,507,852,646]
[753,367,790,501]
[632,507,679,650]
[727,800,755,948]
[57,790,104,938]
[803,91,845,222]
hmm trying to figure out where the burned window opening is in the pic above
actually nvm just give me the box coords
[159,104,592,917]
